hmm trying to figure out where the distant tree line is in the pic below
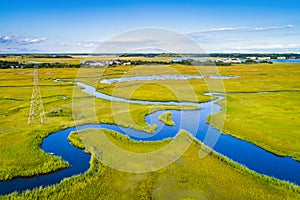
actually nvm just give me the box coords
[111,59,232,66]
[0,54,72,58]
[1,53,300,59]
[0,61,20,69]
[129,60,171,65]
[155,53,300,59]
[174,59,232,66]
[244,59,273,64]
[207,53,300,59]
[0,60,81,69]
[119,53,158,58]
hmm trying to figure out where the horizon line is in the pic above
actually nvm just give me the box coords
[1,52,300,55]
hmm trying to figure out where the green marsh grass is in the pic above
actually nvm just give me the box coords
[3,129,299,199]
[159,111,175,126]
[0,63,300,198]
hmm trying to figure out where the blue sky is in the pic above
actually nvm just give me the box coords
[0,0,300,53]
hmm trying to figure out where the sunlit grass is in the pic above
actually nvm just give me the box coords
[0,67,196,180]
[159,111,175,126]
[210,92,300,160]
[99,63,300,160]
[4,129,299,199]
[0,62,300,198]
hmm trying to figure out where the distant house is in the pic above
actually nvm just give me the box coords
[247,57,257,60]
[222,59,232,64]
[84,60,107,66]
[219,59,241,64]
[113,61,122,65]
[123,62,131,65]
[277,56,286,60]
[90,62,106,66]
[231,59,242,64]
[257,57,271,60]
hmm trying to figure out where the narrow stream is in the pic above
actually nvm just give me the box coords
[1,80,299,195]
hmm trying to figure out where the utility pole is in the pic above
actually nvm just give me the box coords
[28,66,45,124]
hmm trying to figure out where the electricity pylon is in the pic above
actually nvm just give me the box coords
[28,66,45,124]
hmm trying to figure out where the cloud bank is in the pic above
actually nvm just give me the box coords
[0,35,47,45]
[188,24,294,36]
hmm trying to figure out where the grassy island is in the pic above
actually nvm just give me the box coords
[159,111,175,126]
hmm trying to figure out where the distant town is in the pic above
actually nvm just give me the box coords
[0,53,299,69]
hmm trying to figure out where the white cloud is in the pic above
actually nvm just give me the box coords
[0,35,47,45]
[77,42,98,47]
[188,24,295,36]
[187,24,298,53]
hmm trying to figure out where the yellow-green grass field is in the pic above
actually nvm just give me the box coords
[98,63,299,100]
[3,129,300,199]
[0,67,195,181]
[0,62,299,199]
[97,63,300,160]
[159,111,175,126]
[210,92,300,160]
[0,55,170,65]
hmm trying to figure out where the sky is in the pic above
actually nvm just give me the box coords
[0,0,300,53]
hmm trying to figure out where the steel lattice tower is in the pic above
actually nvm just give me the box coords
[28,66,45,124]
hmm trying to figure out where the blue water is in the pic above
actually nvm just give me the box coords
[170,57,206,62]
[271,59,300,63]
[99,74,239,84]
[1,83,300,196]
[0,127,91,195]
[171,58,300,63]
[100,75,205,84]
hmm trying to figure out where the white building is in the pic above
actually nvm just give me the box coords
[219,59,242,64]
[123,62,131,65]
[257,57,271,60]
[277,56,286,59]
[231,59,242,63]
